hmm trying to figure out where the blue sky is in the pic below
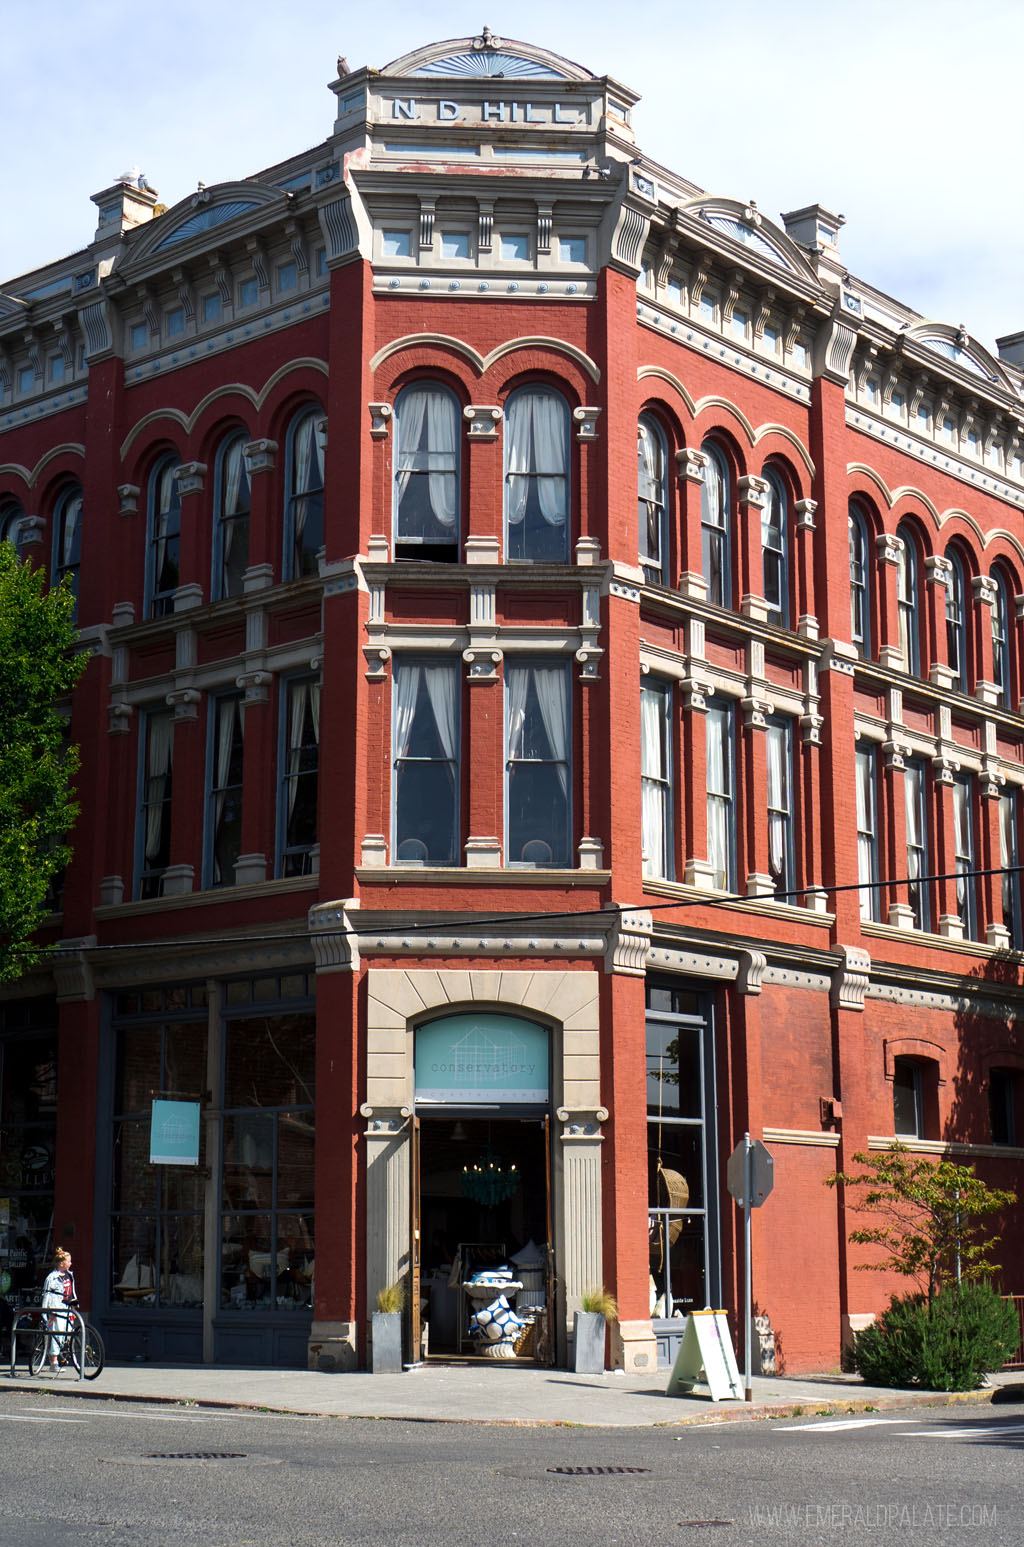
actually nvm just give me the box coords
[4,0,1022,351]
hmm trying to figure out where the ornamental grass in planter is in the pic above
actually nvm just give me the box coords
[574,1287,618,1374]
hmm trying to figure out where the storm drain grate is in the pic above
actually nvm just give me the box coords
[143,1452,247,1461]
[547,1465,651,1476]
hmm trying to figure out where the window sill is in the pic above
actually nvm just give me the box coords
[642,878,835,927]
[867,1135,1024,1161]
[95,872,318,920]
[861,921,1013,959]
[355,866,611,886]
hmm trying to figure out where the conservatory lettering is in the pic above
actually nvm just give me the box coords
[415,1013,549,1104]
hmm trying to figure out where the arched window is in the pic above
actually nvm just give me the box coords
[146,455,181,618]
[52,486,83,612]
[212,431,250,599]
[848,501,872,657]
[284,406,325,579]
[0,500,25,547]
[700,442,731,606]
[761,468,789,627]
[638,414,668,585]
[895,522,921,676]
[393,384,460,561]
[991,568,1014,709]
[503,387,570,563]
[945,547,969,693]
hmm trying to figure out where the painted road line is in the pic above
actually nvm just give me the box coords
[0,1414,87,1424]
[776,1418,905,1432]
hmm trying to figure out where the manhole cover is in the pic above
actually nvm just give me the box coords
[145,1452,247,1460]
[547,1465,652,1476]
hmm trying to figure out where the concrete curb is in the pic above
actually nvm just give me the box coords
[0,1377,1010,1427]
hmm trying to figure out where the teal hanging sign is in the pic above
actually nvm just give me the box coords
[150,1099,201,1165]
[415,1014,549,1104]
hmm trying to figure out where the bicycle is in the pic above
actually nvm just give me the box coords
[29,1304,104,1380]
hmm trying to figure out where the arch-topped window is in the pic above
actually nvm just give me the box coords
[991,567,1014,709]
[638,414,668,585]
[700,442,731,607]
[849,501,872,657]
[945,547,969,693]
[895,522,922,677]
[503,387,570,563]
[52,485,83,615]
[761,468,789,627]
[212,431,251,599]
[1,500,25,547]
[284,407,325,580]
[393,384,460,561]
[146,455,181,618]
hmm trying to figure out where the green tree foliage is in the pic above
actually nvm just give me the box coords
[0,541,86,980]
[827,1144,1016,1303]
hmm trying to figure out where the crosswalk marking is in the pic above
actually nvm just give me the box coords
[777,1418,903,1432]
[903,1424,1024,1439]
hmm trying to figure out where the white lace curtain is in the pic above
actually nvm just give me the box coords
[855,748,874,920]
[638,421,663,562]
[766,721,789,887]
[59,490,82,569]
[505,392,568,527]
[641,686,668,877]
[396,389,458,528]
[287,681,321,819]
[220,437,249,576]
[706,704,731,889]
[507,663,568,796]
[953,777,971,920]
[292,413,325,549]
[214,697,244,845]
[144,713,173,867]
[152,461,179,587]
[393,662,457,763]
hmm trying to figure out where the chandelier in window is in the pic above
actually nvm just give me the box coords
[461,1148,519,1206]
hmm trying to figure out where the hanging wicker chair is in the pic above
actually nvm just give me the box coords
[657,1160,690,1246]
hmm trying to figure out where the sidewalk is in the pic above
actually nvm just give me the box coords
[3,1359,1017,1426]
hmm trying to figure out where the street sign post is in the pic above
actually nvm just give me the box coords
[727,1134,775,1402]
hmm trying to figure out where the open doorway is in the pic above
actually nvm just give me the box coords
[415,1115,551,1362]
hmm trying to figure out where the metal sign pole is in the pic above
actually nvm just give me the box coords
[744,1131,752,1403]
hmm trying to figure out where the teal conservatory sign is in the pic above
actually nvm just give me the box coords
[415,1014,549,1105]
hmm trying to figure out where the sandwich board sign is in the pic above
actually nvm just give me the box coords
[666,1310,743,1402]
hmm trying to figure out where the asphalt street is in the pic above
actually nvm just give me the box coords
[0,1390,1020,1547]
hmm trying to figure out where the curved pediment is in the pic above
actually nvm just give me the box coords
[681,197,818,283]
[124,181,290,267]
[383,31,593,82]
[904,322,1012,391]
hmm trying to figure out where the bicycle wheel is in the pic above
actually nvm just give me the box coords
[28,1333,48,1376]
[71,1321,104,1380]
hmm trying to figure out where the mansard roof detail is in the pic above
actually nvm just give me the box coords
[679,196,819,286]
[903,321,1014,391]
[381,32,594,83]
[121,181,291,269]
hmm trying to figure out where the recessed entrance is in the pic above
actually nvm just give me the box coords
[413,1114,552,1362]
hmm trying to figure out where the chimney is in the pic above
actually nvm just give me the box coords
[91,175,161,244]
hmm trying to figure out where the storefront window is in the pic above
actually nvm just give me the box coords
[220,1010,315,1314]
[0,1002,59,1304]
[109,990,208,1310]
[646,982,720,1323]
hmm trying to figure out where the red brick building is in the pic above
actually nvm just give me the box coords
[1,31,1021,1373]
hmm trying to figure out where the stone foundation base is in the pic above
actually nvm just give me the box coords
[308,1320,359,1372]
[609,1317,658,1373]
[842,1312,876,1350]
